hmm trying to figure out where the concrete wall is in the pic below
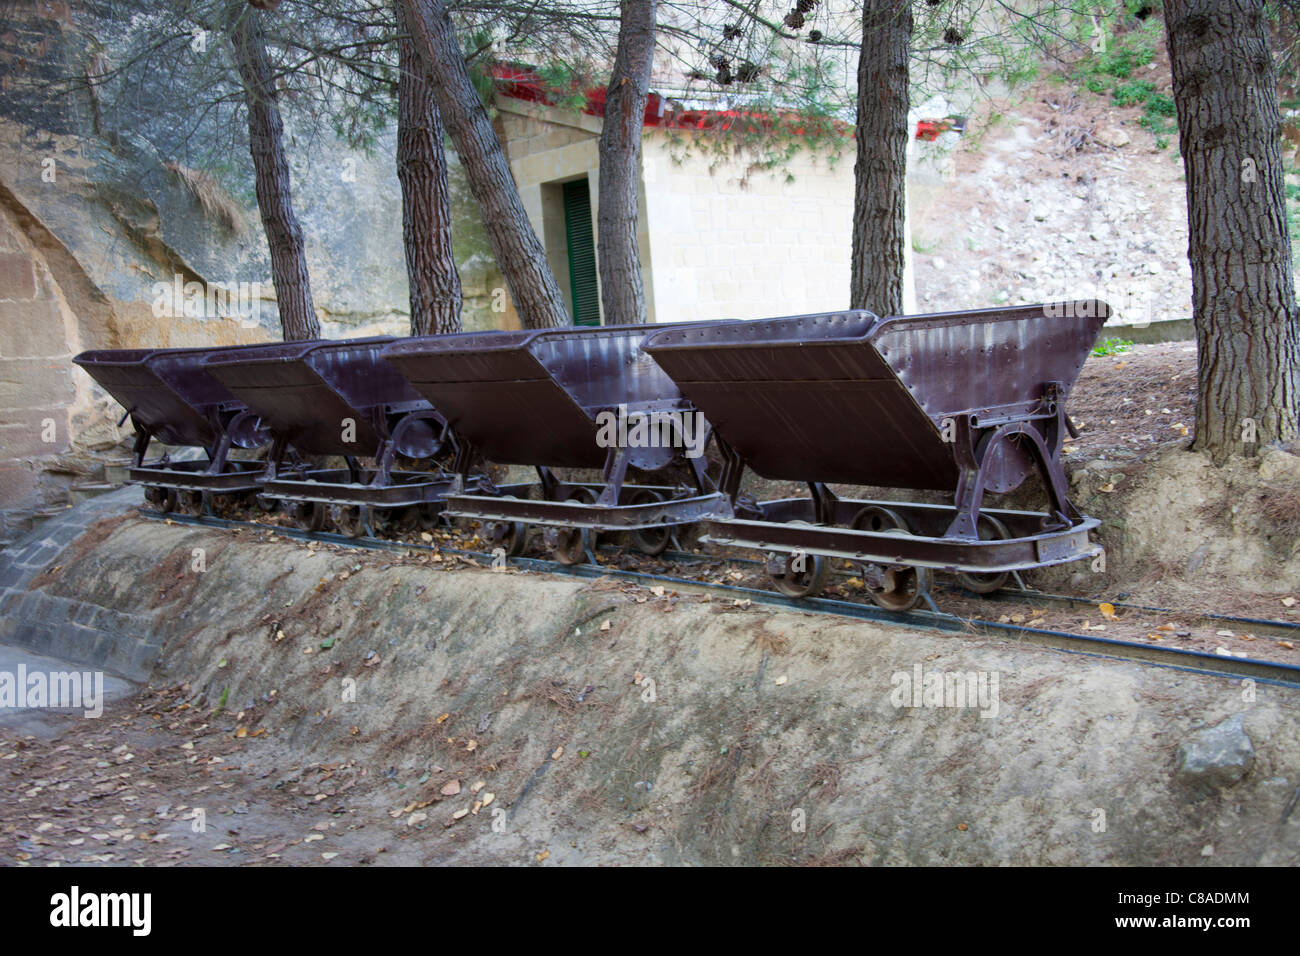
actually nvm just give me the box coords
[640,133,859,323]
[499,103,926,325]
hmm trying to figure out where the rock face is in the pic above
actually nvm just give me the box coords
[1175,713,1255,791]
[0,3,511,541]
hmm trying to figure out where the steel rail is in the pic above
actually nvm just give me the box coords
[137,509,1300,690]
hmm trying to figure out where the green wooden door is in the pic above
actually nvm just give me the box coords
[562,179,601,326]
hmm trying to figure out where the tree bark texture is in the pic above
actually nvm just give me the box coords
[1164,0,1299,458]
[850,0,912,318]
[227,1,321,341]
[396,1,463,335]
[596,0,657,325]
[399,0,569,329]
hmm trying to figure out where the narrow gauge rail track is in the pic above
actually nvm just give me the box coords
[139,509,1300,690]
[626,549,1300,645]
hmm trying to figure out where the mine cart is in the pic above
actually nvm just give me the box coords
[73,345,275,514]
[381,325,732,563]
[204,337,467,535]
[642,303,1108,608]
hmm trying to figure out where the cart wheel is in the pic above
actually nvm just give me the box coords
[627,489,671,556]
[850,504,910,534]
[771,551,830,599]
[489,521,529,557]
[331,504,365,538]
[866,561,931,612]
[289,500,326,532]
[177,490,204,516]
[560,488,601,548]
[954,514,1012,595]
[852,509,931,613]
[551,526,591,566]
[864,535,931,613]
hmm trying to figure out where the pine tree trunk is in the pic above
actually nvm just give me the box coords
[850,0,911,317]
[398,0,569,329]
[227,2,320,341]
[396,3,462,336]
[1164,0,1300,459]
[596,0,656,326]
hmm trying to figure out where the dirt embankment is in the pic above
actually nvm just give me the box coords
[2,517,1297,866]
[1047,345,1300,619]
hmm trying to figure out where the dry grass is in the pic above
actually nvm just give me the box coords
[1047,92,1102,155]
[518,677,581,716]
[164,161,244,234]
[806,760,844,804]
[688,748,744,835]
[791,845,866,867]
[751,627,790,656]
[1258,483,1300,540]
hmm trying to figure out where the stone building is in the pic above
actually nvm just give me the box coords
[493,67,918,326]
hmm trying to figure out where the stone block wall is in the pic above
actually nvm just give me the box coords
[640,134,864,323]
[0,198,78,542]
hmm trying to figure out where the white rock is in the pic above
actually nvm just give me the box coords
[1095,124,1131,149]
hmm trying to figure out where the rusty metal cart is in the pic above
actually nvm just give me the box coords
[643,302,1108,608]
[73,345,275,514]
[381,325,732,563]
[204,337,466,535]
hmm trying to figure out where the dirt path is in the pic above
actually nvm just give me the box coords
[0,682,434,867]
